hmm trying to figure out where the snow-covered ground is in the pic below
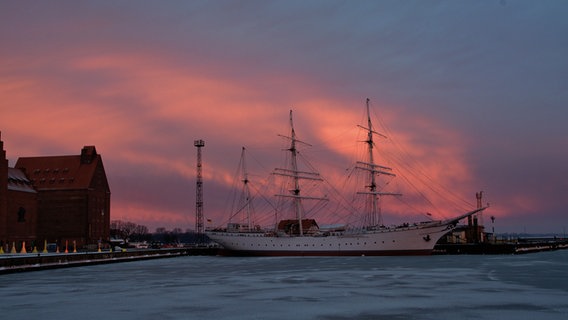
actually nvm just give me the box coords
[1,251,567,319]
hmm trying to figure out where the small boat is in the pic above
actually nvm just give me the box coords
[206,99,487,256]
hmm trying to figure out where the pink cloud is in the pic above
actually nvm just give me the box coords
[0,50,501,231]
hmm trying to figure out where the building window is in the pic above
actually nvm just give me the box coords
[17,207,26,222]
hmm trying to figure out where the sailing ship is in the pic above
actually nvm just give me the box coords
[206,99,487,256]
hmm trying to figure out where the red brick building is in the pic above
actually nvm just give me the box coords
[0,135,111,250]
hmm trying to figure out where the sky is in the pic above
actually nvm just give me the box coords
[1,0,567,234]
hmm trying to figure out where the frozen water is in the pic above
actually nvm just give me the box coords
[1,251,567,319]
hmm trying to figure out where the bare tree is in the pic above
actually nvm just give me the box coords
[134,224,149,236]
[111,220,149,242]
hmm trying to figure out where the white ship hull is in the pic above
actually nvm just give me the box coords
[206,223,452,256]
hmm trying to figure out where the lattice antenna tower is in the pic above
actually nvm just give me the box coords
[194,139,205,239]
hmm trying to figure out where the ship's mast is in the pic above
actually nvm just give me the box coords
[274,110,326,236]
[365,99,379,225]
[228,147,256,232]
[289,112,302,234]
[240,147,253,231]
[356,99,400,227]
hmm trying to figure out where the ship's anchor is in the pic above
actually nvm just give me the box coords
[423,235,431,242]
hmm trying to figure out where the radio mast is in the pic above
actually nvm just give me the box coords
[194,139,205,241]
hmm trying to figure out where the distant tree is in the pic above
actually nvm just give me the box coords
[134,224,149,236]
[153,227,183,244]
[120,221,137,240]
[111,220,150,242]
[131,224,151,242]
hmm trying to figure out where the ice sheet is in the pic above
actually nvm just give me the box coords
[1,251,567,319]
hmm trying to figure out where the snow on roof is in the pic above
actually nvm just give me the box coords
[7,167,36,193]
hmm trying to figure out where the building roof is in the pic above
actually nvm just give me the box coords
[7,167,37,193]
[15,146,108,191]
[277,219,319,232]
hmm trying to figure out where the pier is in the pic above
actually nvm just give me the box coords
[0,247,218,274]
[434,237,568,255]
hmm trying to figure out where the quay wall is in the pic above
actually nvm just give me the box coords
[434,239,568,255]
[0,247,218,274]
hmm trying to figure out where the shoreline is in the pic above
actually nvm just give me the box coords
[0,247,218,274]
[3,239,567,274]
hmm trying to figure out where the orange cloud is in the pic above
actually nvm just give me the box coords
[1,50,489,231]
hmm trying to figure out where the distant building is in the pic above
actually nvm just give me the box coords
[0,133,110,250]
